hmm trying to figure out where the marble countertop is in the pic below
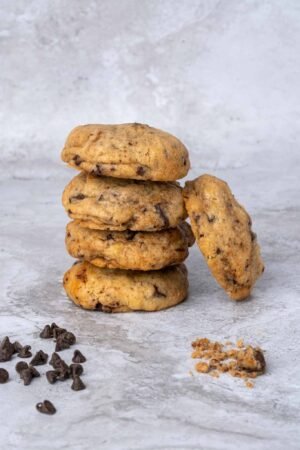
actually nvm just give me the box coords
[1,158,299,450]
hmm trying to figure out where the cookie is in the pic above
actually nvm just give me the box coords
[61,123,190,181]
[63,261,188,312]
[62,172,187,231]
[65,221,194,271]
[183,174,264,300]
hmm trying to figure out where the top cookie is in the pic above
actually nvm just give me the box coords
[61,123,190,181]
[183,174,264,300]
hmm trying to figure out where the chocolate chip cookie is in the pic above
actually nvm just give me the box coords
[62,172,187,231]
[66,221,194,271]
[61,123,190,181]
[63,261,188,312]
[183,174,264,300]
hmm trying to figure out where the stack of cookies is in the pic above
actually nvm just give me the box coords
[61,123,193,312]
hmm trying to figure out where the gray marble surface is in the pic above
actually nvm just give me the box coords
[1,156,300,450]
[1,1,300,448]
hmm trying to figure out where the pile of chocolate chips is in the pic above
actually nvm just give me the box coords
[0,323,87,415]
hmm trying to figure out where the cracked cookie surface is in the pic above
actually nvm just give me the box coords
[63,261,188,312]
[61,123,190,181]
[62,172,187,231]
[66,221,194,271]
[183,174,264,300]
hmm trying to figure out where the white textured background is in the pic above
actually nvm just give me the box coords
[1,0,300,177]
[1,2,300,450]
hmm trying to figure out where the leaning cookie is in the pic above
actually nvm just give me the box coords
[63,261,188,312]
[65,221,194,271]
[183,174,264,300]
[61,123,190,181]
[62,172,187,231]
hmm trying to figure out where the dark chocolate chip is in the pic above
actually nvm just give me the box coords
[30,350,48,366]
[254,349,266,372]
[54,359,70,381]
[92,164,102,176]
[62,332,76,346]
[29,366,40,378]
[55,337,70,352]
[0,348,13,362]
[39,325,52,339]
[53,328,67,340]
[69,193,86,203]
[46,370,58,384]
[0,368,9,384]
[155,204,170,228]
[71,376,86,391]
[0,337,15,355]
[51,322,60,332]
[153,285,167,298]
[216,248,222,255]
[72,350,86,364]
[49,352,62,368]
[69,363,84,378]
[72,154,82,166]
[36,400,56,415]
[15,361,29,374]
[13,341,23,353]
[20,368,33,385]
[125,230,136,241]
[136,166,146,176]
[251,231,257,242]
[17,345,32,359]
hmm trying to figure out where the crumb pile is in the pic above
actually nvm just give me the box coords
[191,338,266,387]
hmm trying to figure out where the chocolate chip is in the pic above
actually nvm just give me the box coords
[136,166,146,176]
[49,352,62,368]
[39,325,52,339]
[17,345,32,359]
[125,230,136,241]
[55,360,70,381]
[50,322,60,332]
[155,204,170,228]
[0,337,15,355]
[29,365,40,378]
[63,332,76,346]
[53,327,67,340]
[216,248,222,255]
[69,193,86,203]
[0,348,13,362]
[46,370,58,384]
[55,339,69,352]
[13,341,23,353]
[69,363,84,378]
[0,368,9,384]
[92,164,102,176]
[254,349,266,372]
[36,400,56,415]
[72,350,86,364]
[20,368,33,385]
[72,155,82,166]
[71,376,86,391]
[15,361,28,374]
[153,285,167,298]
[30,350,48,366]
[251,231,257,242]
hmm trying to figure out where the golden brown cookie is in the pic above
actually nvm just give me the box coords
[65,221,194,271]
[63,261,188,312]
[62,172,187,231]
[183,174,264,300]
[61,123,190,181]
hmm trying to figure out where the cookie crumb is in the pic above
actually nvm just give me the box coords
[191,337,266,387]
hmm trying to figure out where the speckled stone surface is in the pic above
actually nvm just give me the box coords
[1,1,300,449]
